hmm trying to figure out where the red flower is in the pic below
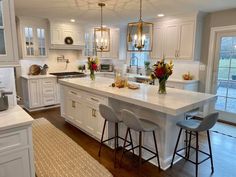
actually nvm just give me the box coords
[91,63,97,71]
[155,68,165,78]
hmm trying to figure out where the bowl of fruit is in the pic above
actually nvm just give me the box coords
[182,72,193,80]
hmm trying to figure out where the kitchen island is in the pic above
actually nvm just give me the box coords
[59,77,216,170]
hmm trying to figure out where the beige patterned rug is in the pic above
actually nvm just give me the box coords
[32,118,113,177]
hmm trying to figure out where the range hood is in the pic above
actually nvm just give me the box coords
[49,19,85,50]
[49,44,84,50]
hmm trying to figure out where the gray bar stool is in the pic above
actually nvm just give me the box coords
[98,104,134,167]
[120,109,161,170]
[170,112,219,177]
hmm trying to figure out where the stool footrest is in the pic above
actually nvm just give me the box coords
[176,146,211,165]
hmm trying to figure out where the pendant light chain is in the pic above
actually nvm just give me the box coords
[140,0,142,21]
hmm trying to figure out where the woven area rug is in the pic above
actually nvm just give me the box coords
[32,118,113,177]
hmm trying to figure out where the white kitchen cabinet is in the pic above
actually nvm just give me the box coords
[151,26,164,59]
[152,14,203,61]
[0,106,35,177]
[16,17,48,59]
[164,24,179,59]
[21,76,59,111]
[62,86,108,141]
[163,22,195,60]
[0,0,18,65]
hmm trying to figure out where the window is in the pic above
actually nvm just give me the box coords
[130,52,150,67]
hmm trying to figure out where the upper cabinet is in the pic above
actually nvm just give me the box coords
[16,17,48,59]
[151,15,203,61]
[84,27,120,59]
[0,0,19,65]
[49,20,85,50]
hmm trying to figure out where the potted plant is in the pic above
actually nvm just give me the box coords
[144,61,152,76]
[87,57,99,80]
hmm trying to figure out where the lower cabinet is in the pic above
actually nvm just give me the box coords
[62,86,108,141]
[0,118,35,177]
[0,149,32,177]
[21,77,60,111]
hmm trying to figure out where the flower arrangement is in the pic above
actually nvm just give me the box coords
[87,57,99,80]
[151,59,174,94]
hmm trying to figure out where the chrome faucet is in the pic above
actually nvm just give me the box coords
[130,56,139,74]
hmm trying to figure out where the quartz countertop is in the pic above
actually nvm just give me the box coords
[21,74,57,79]
[0,106,34,131]
[59,77,216,116]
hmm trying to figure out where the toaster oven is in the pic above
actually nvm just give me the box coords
[100,64,113,72]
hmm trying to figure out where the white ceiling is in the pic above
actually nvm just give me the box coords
[14,0,236,24]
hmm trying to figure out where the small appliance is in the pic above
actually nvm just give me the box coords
[100,64,113,72]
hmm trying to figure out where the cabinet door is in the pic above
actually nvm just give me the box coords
[65,98,77,122]
[95,110,108,140]
[152,27,164,59]
[84,105,98,135]
[0,0,14,61]
[178,22,194,59]
[29,79,42,108]
[51,27,63,45]
[0,149,31,177]
[74,101,85,127]
[164,24,179,59]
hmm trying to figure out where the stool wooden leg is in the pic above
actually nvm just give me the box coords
[120,128,129,167]
[153,131,161,170]
[195,132,199,177]
[128,129,135,155]
[139,131,142,169]
[98,120,107,157]
[207,130,214,173]
[170,128,183,168]
[187,131,192,159]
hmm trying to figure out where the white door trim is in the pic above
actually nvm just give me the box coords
[205,25,236,93]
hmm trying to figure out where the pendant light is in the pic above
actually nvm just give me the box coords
[127,0,153,52]
[94,3,110,52]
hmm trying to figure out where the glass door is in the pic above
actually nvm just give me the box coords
[213,33,236,123]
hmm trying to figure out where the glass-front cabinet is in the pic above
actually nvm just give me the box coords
[17,16,48,59]
[23,26,46,57]
[0,0,17,63]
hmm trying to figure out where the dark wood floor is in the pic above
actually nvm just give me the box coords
[29,108,236,177]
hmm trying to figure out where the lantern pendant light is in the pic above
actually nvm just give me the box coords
[94,3,110,52]
[127,0,153,52]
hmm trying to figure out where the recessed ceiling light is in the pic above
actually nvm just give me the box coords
[157,14,165,17]
[70,19,76,23]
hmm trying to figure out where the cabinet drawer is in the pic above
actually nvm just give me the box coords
[67,89,83,99]
[0,129,28,153]
[85,93,108,107]
[42,87,55,95]
[43,97,56,105]
[42,78,56,85]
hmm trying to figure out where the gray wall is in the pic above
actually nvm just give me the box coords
[200,8,236,92]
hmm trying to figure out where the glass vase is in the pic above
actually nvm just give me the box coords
[158,79,167,94]
[90,70,95,80]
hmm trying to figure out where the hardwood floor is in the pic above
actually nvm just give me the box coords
[29,108,236,177]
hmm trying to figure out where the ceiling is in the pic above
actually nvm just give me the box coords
[14,0,236,24]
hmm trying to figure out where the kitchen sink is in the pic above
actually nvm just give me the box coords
[50,72,86,78]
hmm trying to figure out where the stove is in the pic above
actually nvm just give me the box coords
[50,72,86,79]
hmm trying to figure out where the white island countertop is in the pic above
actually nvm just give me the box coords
[59,77,216,116]
[0,106,34,131]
